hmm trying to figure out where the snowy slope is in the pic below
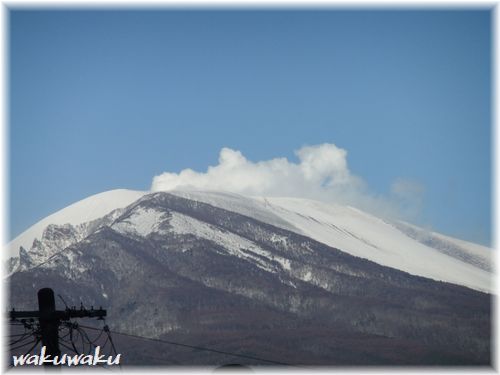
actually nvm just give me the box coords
[256,197,492,293]
[168,190,492,293]
[170,190,299,233]
[391,220,491,272]
[112,206,291,275]
[7,189,147,259]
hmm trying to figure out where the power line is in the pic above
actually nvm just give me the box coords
[8,288,108,368]
[78,324,301,367]
[8,289,306,368]
[9,332,32,338]
[22,339,40,357]
[9,334,35,347]
[10,338,38,353]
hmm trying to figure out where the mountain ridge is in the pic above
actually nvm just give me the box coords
[7,188,492,292]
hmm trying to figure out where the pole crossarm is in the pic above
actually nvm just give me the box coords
[9,307,107,321]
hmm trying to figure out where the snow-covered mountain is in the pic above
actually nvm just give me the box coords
[7,189,491,365]
[7,188,492,293]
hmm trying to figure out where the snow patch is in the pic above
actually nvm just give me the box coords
[168,212,291,273]
[113,207,167,237]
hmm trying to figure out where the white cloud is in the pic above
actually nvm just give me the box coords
[151,143,423,221]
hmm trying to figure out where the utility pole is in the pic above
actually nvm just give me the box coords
[9,288,106,366]
[38,288,60,365]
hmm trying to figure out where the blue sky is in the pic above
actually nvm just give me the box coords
[9,9,492,245]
